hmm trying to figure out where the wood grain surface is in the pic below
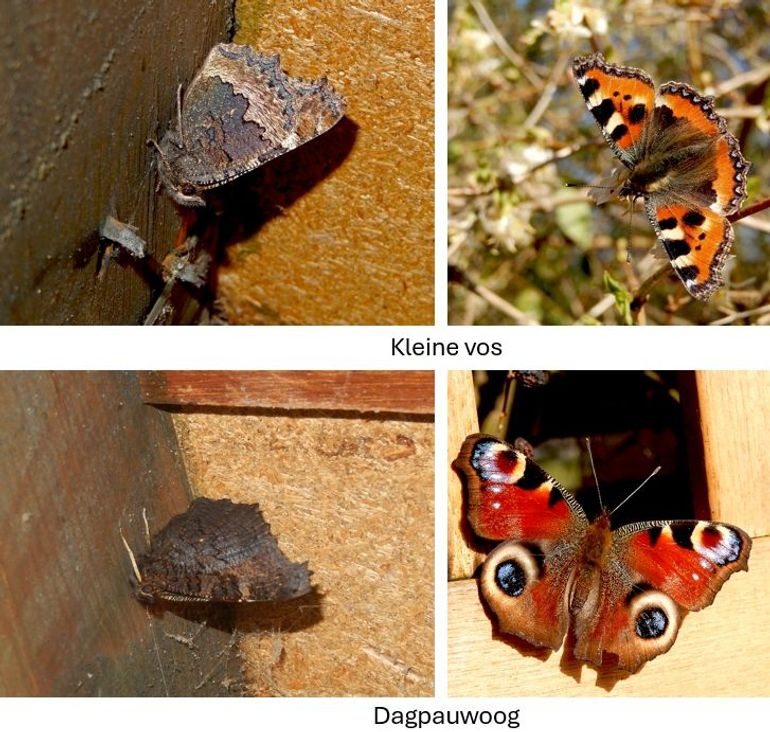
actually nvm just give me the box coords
[447,370,483,579]
[173,406,435,696]
[692,371,770,536]
[141,371,434,414]
[0,1,234,323]
[215,0,434,325]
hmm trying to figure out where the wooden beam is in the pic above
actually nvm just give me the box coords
[141,371,435,415]
[689,371,770,535]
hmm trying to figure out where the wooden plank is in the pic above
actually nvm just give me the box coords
[0,2,234,324]
[448,537,769,696]
[447,370,483,580]
[141,371,435,414]
[0,372,240,695]
[690,371,770,536]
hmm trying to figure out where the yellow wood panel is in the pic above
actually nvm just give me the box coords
[448,537,769,696]
[695,371,770,536]
[447,370,482,579]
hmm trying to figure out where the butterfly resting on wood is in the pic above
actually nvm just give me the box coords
[123,498,311,604]
[153,43,346,207]
[453,434,751,672]
[572,53,749,300]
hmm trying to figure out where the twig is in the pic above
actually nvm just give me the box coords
[524,49,571,129]
[713,63,770,96]
[469,0,542,88]
[730,197,770,222]
[585,293,616,319]
[449,265,539,325]
[630,263,672,314]
[710,303,770,325]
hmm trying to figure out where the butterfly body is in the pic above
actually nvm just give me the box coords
[455,434,751,672]
[572,54,749,299]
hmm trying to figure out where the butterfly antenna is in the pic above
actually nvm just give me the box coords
[176,83,184,143]
[142,506,151,545]
[119,525,144,584]
[585,437,604,514]
[609,466,662,517]
[565,181,614,191]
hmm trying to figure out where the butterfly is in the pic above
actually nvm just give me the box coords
[124,498,311,604]
[572,53,750,299]
[153,44,346,207]
[453,434,751,672]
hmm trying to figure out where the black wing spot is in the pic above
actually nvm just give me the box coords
[636,607,668,640]
[495,559,526,597]
[517,460,549,490]
[676,264,699,282]
[610,123,628,142]
[580,77,600,99]
[671,524,695,550]
[629,103,647,124]
[683,210,706,227]
[547,486,564,508]
[592,98,615,126]
[662,238,691,260]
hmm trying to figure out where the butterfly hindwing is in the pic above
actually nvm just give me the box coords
[136,498,312,603]
[571,518,751,671]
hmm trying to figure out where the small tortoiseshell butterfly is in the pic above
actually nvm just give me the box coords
[572,54,750,299]
[453,434,752,672]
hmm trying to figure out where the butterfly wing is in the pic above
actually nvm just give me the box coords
[646,199,734,299]
[137,498,311,603]
[454,434,588,651]
[572,54,655,168]
[163,44,345,192]
[642,82,750,299]
[572,519,751,671]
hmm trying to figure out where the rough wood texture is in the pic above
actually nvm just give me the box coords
[172,405,434,696]
[141,371,434,414]
[0,372,241,695]
[447,370,769,694]
[213,0,434,324]
[447,370,482,579]
[690,371,770,536]
[448,538,768,695]
[0,0,235,323]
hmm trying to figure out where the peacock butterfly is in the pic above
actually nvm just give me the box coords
[123,498,311,604]
[453,433,751,672]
